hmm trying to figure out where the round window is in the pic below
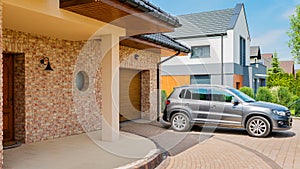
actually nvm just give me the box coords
[76,71,89,91]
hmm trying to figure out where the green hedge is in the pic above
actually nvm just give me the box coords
[239,87,254,98]
[256,87,274,102]
[161,90,167,112]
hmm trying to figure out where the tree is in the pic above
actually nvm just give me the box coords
[268,51,283,74]
[288,5,300,63]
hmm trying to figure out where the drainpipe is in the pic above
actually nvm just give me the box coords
[157,51,181,121]
[221,33,224,85]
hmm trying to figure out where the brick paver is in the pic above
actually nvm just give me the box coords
[157,119,300,169]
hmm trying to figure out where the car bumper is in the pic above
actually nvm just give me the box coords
[272,116,292,130]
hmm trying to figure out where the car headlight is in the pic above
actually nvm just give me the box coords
[272,110,286,116]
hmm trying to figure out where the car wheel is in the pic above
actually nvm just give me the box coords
[246,116,271,137]
[171,113,191,132]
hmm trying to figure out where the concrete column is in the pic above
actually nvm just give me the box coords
[101,34,120,142]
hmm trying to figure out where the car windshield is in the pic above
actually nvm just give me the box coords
[228,88,256,102]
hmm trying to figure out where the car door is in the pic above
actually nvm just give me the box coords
[209,88,243,126]
[183,88,211,122]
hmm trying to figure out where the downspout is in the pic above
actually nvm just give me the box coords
[221,33,224,85]
[157,51,181,121]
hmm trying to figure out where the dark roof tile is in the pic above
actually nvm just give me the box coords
[136,33,190,53]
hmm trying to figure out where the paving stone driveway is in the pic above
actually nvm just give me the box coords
[157,119,300,169]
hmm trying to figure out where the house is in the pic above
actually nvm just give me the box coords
[250,46,267,93]
[280,61,295,75]
[262,53,273,70]
[0,0,190,167]
[161,3,253,95]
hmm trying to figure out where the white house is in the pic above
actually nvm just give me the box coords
[161,4,255,95]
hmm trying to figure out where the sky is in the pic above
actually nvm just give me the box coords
[149,0,300,68]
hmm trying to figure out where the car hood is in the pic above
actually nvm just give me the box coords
[247,101,288,111]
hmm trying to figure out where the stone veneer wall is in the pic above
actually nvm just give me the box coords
[119,45,161,121]
[3,29,104,143]
[0,0,3,167]
[2,29,161,144]
[14,53,25,142]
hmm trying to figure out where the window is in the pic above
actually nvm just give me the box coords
[179,89,186,98]
[182,88,209,101]
[240,37,246,66]
[191,46,210,58]
[76,71,89,91]
[210,89,233,102]
[236,82,240,89]
[191,75,211,84]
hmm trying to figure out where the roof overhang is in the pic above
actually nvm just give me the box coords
[255,74,268,78]
[3,0,125,41]
[60,0,180,36]
[120,37,188,56]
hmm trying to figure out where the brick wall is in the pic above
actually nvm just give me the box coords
[119,46,161,120]
[14,54,25,142]
[3,29,104,143]
[2,29,161,144]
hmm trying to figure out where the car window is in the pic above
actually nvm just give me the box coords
[179,89,186,99]
[185,89,192,99]
[211,89,233,102]
[183,88,209,101]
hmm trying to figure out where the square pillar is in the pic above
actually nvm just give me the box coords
[101,34,120,142]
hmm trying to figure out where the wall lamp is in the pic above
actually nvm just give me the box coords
[40,57,53,71]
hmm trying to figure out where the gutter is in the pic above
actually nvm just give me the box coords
[156,51,181,121]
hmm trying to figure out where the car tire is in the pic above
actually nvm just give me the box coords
[246,116,271,137]
[171,112,191,132]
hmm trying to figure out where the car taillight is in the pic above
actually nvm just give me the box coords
[165,100,171,105]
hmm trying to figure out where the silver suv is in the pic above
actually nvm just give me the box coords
[162,85,292,137]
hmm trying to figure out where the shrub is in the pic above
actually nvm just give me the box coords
[256,87,274,102]
[239,87,254,98]
[161,90,167,112]
[277,86,292,107]
[295,99,300,116]
[270,87,279,104]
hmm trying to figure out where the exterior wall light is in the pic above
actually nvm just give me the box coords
[40,57,53,71]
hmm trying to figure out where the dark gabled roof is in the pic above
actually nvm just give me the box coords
[119,0,181,27]
[250,46,261,59]
[166,3,246,39]
[135,33,190,53]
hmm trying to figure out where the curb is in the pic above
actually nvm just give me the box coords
[116,149,165,169]
[291,116,300,120]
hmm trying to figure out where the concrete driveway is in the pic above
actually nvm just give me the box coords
[157,119,300,169]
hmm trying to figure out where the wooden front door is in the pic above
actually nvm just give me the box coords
[3,54,14,142]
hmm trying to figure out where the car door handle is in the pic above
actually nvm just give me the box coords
[210,105,216,109]
[183,103,190,106]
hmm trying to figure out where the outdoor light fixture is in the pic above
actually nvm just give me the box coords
[40,57,53,71]
[134,54,139,60]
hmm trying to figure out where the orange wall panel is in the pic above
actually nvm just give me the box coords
[233,74,243,89]
[162,75,190,96]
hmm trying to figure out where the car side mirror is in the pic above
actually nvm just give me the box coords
[231,97,239,105]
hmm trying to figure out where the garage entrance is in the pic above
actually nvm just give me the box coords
[119,69,141,122]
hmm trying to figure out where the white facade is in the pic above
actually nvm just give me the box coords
[162,4,252,88]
